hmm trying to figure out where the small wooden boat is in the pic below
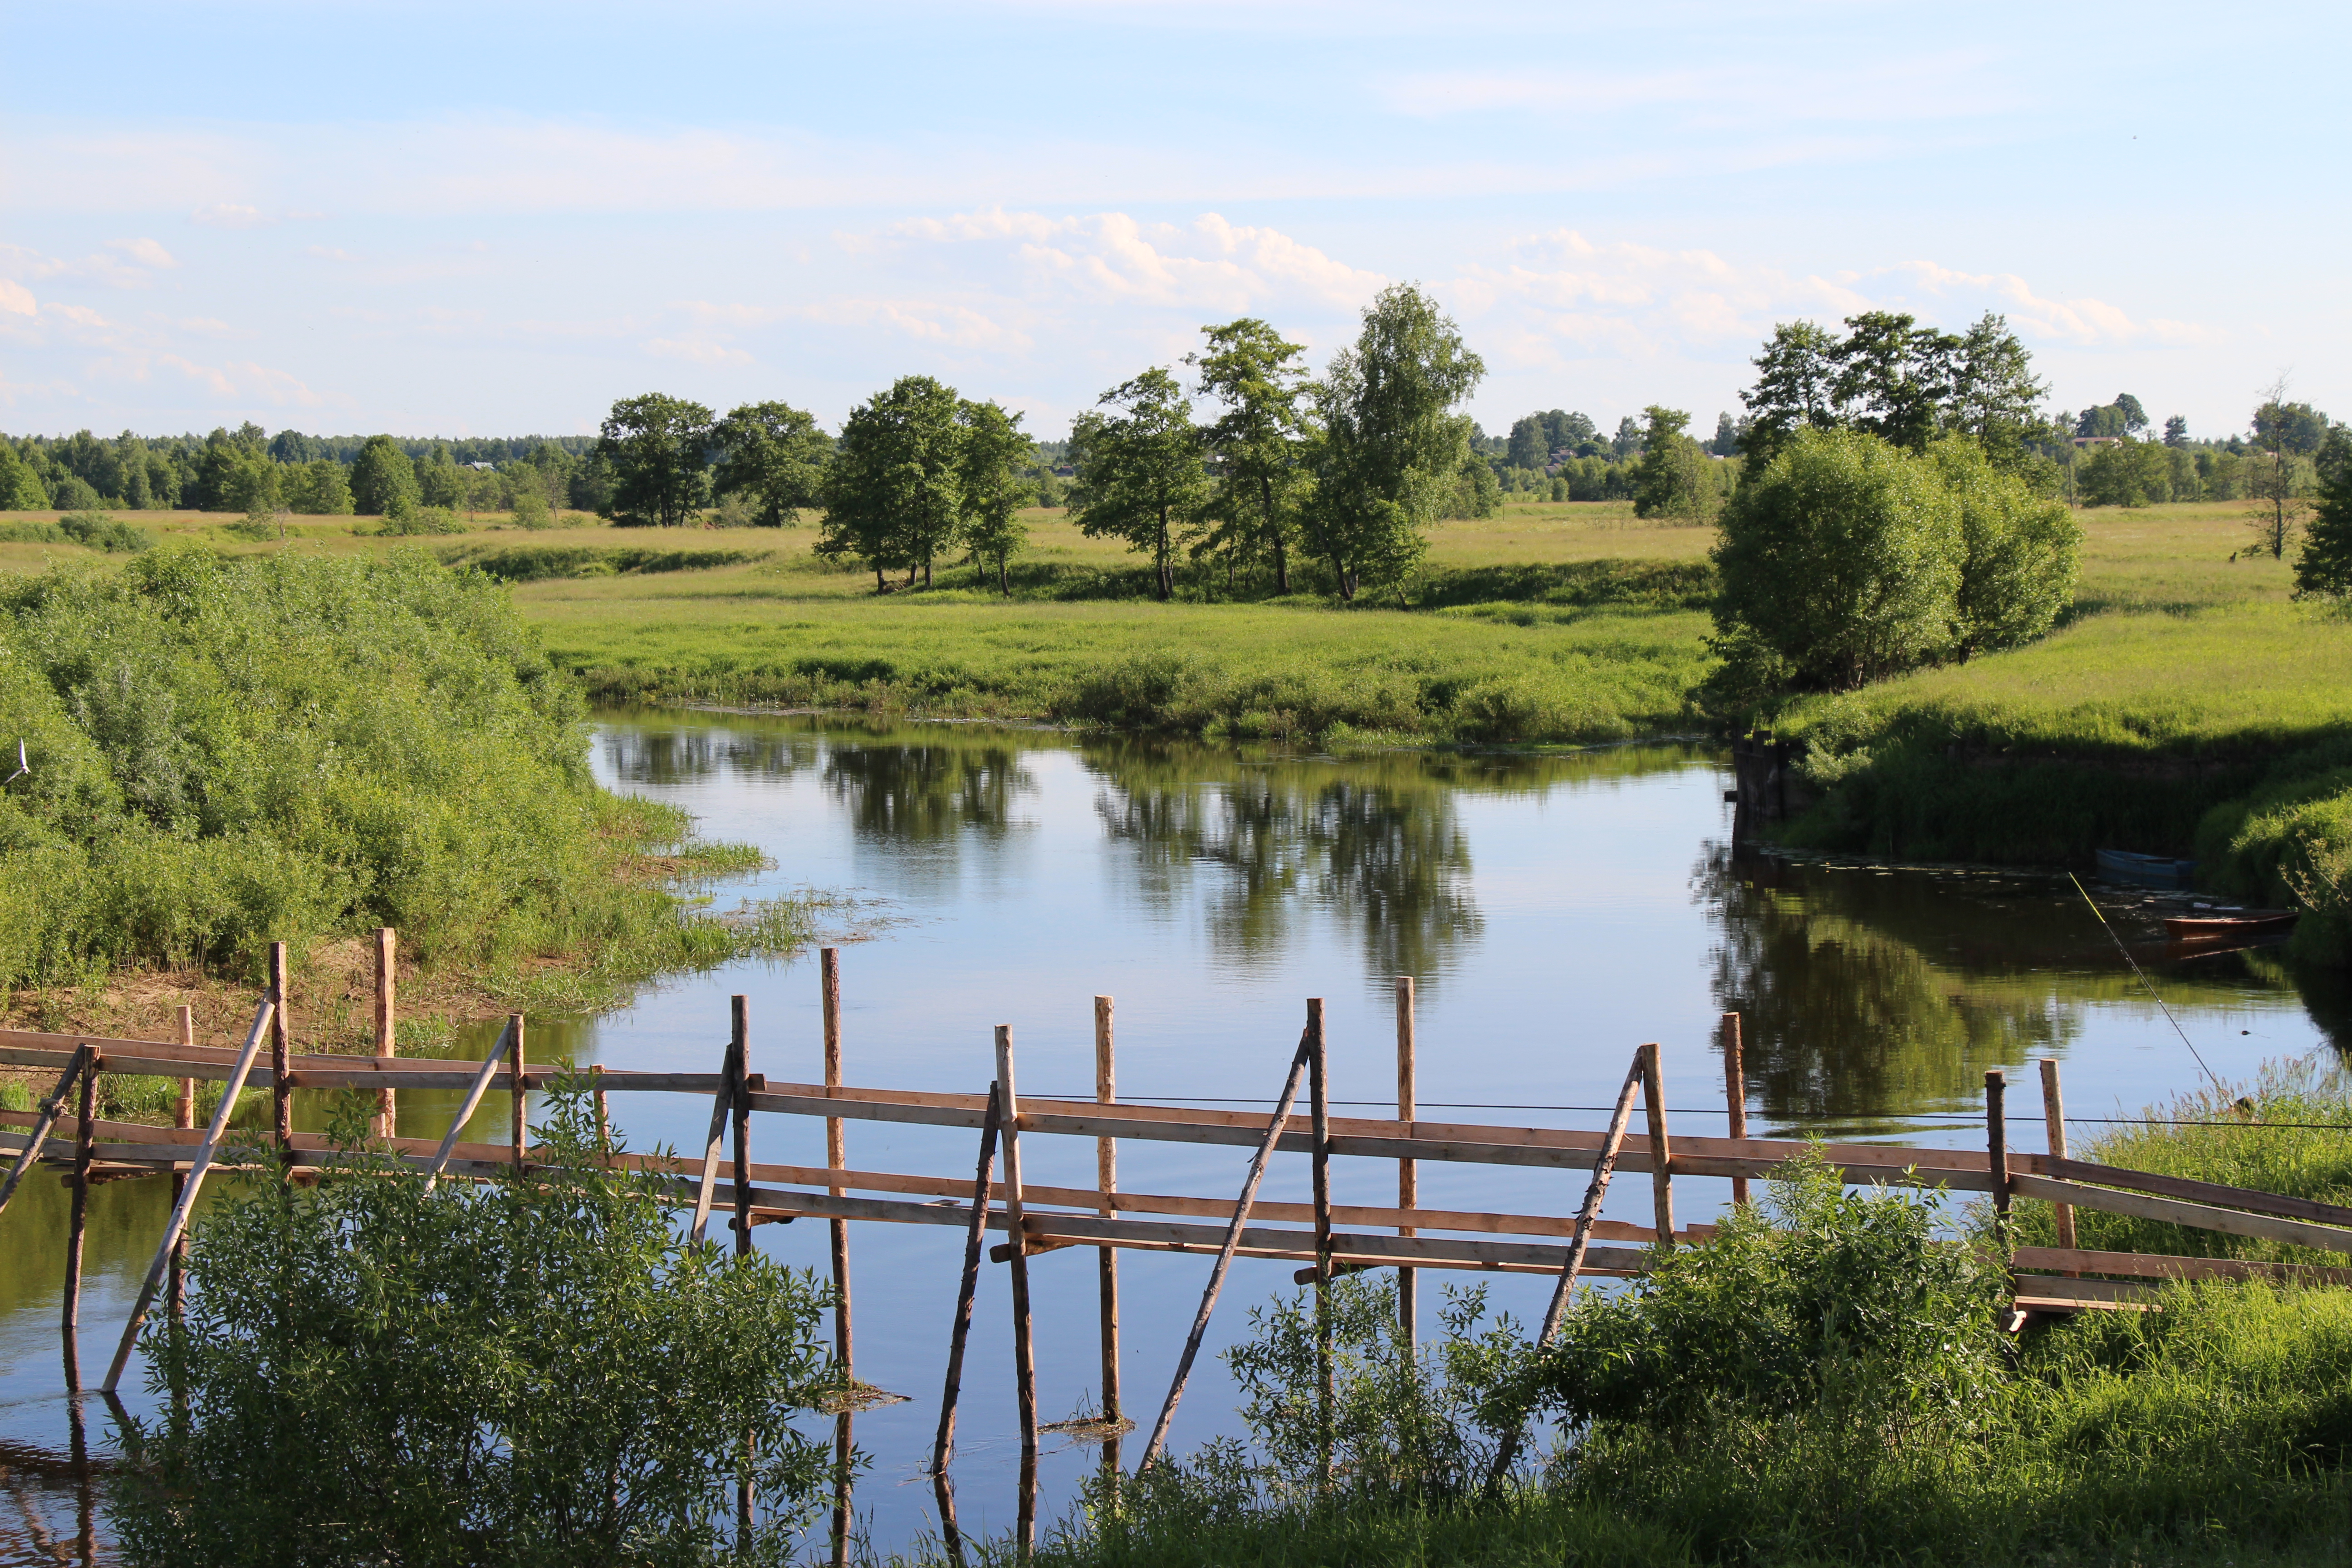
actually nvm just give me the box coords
[2096,848,2196,887]
[2163,910,2299,940]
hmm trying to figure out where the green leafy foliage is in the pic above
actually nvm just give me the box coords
[818,375,965,589]
[712,401,830,529]
[0,546,785,989]
[113,1086,839,1566]
[1302,284,1486,602]
[1069,368,1211,602]
[598,394,715,529]
[2294,428,2352,603]
[956,399,1035,594]
[1712,427,1967,691]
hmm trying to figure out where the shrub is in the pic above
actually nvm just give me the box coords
[377,503,466,536]
[0,545,790,989]
[113,1086,840,1566]
[1713,428,1965,690]
[58,510,154,552]
[1712,428,2077,692]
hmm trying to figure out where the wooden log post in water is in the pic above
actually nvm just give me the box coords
[823,948,854,1568]
[374,928,397,1140]
[1093,994,1122,1479]
[170,1006,196,1324]
[1639,1041,1674,1247]
[104,998,276,1394]
[995,1025,1040,1563]
[1307,998,1333,1492]
[0,1045,91,1220]
[424,1019,516,1192]
[1396,976,1417,1362]
[932,1086,1002,1568]
[729,996,754,1547]
[1721,1012,1749,1208]
[508,1013,527,1176]
[269,942,292,1163]
[2039,1058,2075,1252]
[1987,1070,2011,1232]
[64,1050,96,1388]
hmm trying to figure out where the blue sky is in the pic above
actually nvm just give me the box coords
[2,0,2344,444]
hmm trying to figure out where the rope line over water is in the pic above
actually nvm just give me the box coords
[1034,1093,2342,1131]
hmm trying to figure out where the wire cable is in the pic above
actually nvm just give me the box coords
[2068,872,2230,1098]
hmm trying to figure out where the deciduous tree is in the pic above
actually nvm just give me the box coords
[1192,317,1313,594]
[713,401,830,527]
[956,399,1034,594]
[1300,284,1485,602]
[1631,405,1717,521]
[1713,428,1964,691]
[597,393,714,528]
[1068,367,1209,601]
[818,375,964,591]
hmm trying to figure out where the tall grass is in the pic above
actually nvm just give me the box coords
[0,544,801,995]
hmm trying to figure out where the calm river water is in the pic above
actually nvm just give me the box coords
[3,710,2346,1563]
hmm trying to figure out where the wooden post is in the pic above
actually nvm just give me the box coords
[1140,1034,1312,1471]
[2039,1058,2075,1251]
[1093,994,1122,1479]
[729,995,754,1546]
[1639,1040,1675,1247]
[64,1052,96,1388]
[0,1044,91,1220]
[507,1013,526,1176]
[995,1025,1039,1564]
[1721,1012,1749,1208]
[1396,976,1417,1362]
[422,1021,515,1190]
[269,941,291,1162]
[170,1005,196,1324]
[1987,1069,2011,1230]
[822,948,853,1568]
[104,997,276,1394]
[592,1064,610,1156]
[932,1088,1001,1568]
[373,928,397,1140]
[1307,997,1333,1492]
[1487,1049,1646,1490]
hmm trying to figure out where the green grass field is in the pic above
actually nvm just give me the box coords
[4,496,2345,761]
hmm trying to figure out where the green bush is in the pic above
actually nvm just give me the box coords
[377,504,466,536]
[113,1087,840,1566]
[1043,1148,2352,1568]
[1713,429,2077,695]
[58,510,154,552]
[2200,770,2352,965]
[0,545,790,992]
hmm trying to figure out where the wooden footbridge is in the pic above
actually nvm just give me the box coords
[6,934,2352,1560]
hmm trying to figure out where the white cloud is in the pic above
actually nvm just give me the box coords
[109,238,178,269]
[887,208,1385,314]
[307,245,359,262]
[0,279,34,317]
[1897,260,2215,347]
[1447,230,2217,377]
[1384,52,2016,127]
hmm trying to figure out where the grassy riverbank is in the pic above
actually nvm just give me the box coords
[967,1070,2352,1568]
[0,543,817,1112]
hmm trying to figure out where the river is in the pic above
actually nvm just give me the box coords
[2,709,2343,1563]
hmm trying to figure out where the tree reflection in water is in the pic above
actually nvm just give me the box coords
[1699,844,2350,1131]
[1087,749,1487,987]
[598,719,819,788]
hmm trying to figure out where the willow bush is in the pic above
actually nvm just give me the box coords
[0,545,777,990]
[113,1085,840,1567]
